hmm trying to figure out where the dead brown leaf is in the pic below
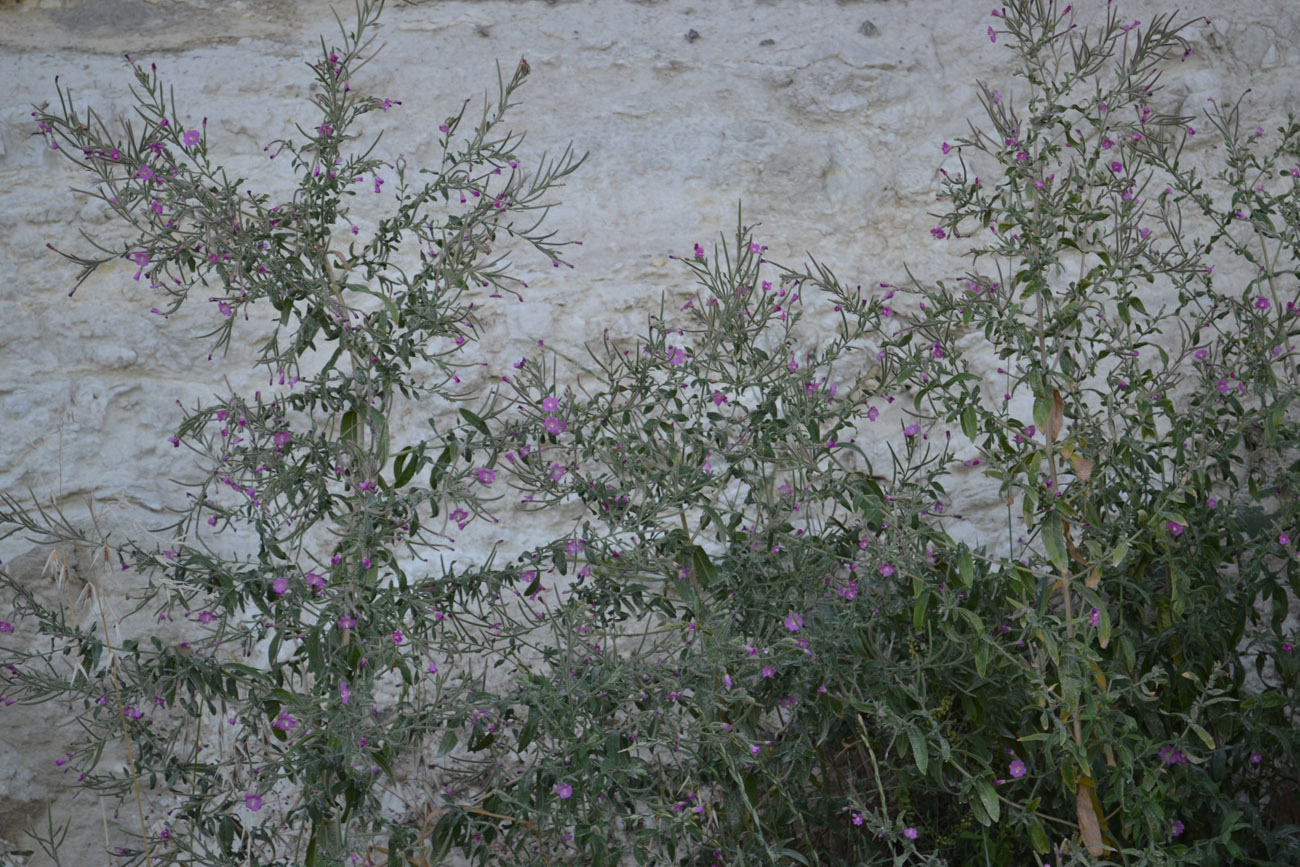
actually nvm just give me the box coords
[1047,388,1065,444]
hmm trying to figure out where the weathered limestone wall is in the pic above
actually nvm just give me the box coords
[1,0,1297,861]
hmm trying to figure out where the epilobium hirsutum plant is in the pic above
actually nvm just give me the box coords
[5,1,584,863]
[3,0,1299,865]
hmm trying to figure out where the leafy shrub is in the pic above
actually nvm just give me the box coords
[3,1,1298,865]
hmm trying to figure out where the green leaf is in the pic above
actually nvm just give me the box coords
[973,640,990,677]
[974,777,1001,823]
[518,712,539,752]
[429,445,453,491]
[368,406,390,466]
[912,588,930,632]
[218,816,235,854]
[1042,513,1068,572]
[1033,394,1050,431]
[1111,539,1129,567]
[960,405,978,439]
[392,446,420,488]
[907,727,929,776]
[341,409,358,445]
[459,408,490,438]
[690,546,717,588]
[1028,817,1051,853]
[1190,723,1216,751]
[957,547,975,587]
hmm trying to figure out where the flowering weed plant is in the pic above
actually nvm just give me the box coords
[3,1,1299,865]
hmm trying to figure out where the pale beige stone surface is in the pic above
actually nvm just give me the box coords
[1,0,1297,861]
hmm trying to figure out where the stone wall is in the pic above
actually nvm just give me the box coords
[1,0,1297,861]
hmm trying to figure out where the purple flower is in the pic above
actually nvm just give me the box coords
[879,563,895,577]
[1089,607,1100,627]
[245,793,263,812]
[784,612,804,632]
[930,226,947,240]
[1280,533,1291,546]
[852,812,865,825]
[987,25,997,42]
[339,681,351,705]
[0,621,13,633]
[392,630,403,644]
[1167,521,1184,537]
[338,614,357,630]
[1255,296,1271,310]
[541,396,560,412]
[904,826,919,840]
[555,782,573,799]
[942,142,951,155]
[273,711,297,731]
[1170,819,1185,838]
[1008,759,1026,778]
[1158,745,1187,765]
[761,665,775,678]
[134,165,154,181]
[272,576,288,596]
[475,468,496,485]
[182,129,201,147]
[1194,348,1209,361]
[866,406,879,422]
[1250,752,1263,764]
[693,243,705,260]
[904,424,920,437]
